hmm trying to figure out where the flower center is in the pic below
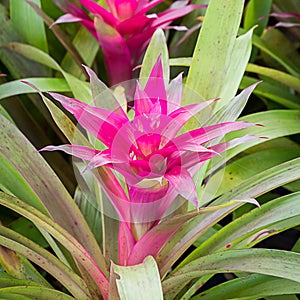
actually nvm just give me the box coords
[149,154,166,174]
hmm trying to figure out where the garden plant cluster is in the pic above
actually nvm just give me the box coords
[0,0,300,299]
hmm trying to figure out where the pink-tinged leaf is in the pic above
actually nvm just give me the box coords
[210,134,259,153]
[180,135,259,175]
[165,25,187,31]
[136,0,164,15]
[179,151,218,174]
[235,198,260,207]
[117,14,152,37]
[83,66,127,118]
[269,12,300,19]
[134,82,153,116]
[113,0,138,20]
[167,73,183,113]
[165,167,198,208]
[48,92,127,147]
[275,22,300,28]
[85,151,126,170]
[118,222,135,265]
[51,13,84,26]
[160,99,219,146]
[129,181,168,204]
[176,143,217,154]
[144,56,167,114]
[260,13,300,28]
[94,16,132,85]
[95,167,131,222]
[41,144,99,160]
[151,4,206,28]
[126,28,156,61]
[52,4,97,37]
[78,0,118,26]
[169,122,253,150]
[127,210,198,265]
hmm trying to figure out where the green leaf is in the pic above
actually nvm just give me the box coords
[74,187,102,247]
[0,191,109,298]
[185,192,300,262]
[158,159,300,276]
[212,158,300,206]
[0,78,70,100]
[195,274,300,300]
[0,152,44,211]
[0,225,90,299]
[140,29,169,87]
[0,286,75,300]
[169,57,192,67]
[156,201,245,276]
[243,0,272,36]
[4,42,91,102]
[240,76,300,109]
[207,110,300,176]
[61,27,99,80]
[246,63,300,93]
[252,33,300,77]
[214,27,255,110]
[206,82,259,125]
[10,0,48,52]
[0,114,107,275]
[0,105,14,124]
[0,278,74,299]
[0,247,51,287]
[25,0,90,80]
[186,0,245,102]
[169,0,208,58]
[41,97,89,146]
[0,293,32,300]
[111,256,163,300]
[163,249,300,298]
[0,4,49,78]
[207,146,300,199]
[9,218,48,248]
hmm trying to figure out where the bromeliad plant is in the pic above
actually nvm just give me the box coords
[41,56,255,265]
[52,0,204,85]
[1,0,300,299]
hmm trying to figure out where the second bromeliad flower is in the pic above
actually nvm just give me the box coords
[43,57,255,259]
[53,0,204,85]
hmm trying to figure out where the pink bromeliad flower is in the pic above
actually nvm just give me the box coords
[53,0,204,85]
[43,57,255,265]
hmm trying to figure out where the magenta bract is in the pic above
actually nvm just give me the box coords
[53,0,205,85]
[42,57,254,264]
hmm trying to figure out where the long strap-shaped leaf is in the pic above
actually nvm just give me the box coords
[10,0,47,52]
[206,110,300,180]
[0,114,108,276]
[213,157,300,206]
[194,273,300,299]
[0,191,109,299]
[0,274,74,300]
[3,42,90,102]
[179,192,300,267]
[0,226,90,299]
[157,158,300,276]
[186,0,245,104]
[162,248,300,299]
[0,78,70,100]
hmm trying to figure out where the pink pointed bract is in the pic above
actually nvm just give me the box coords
[42,57,255,264]
[53,0,205,85]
